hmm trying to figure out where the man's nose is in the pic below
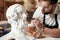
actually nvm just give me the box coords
[42,6,45,12]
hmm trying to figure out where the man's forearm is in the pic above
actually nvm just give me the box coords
[25,27,36,36]
[44,27,60,37]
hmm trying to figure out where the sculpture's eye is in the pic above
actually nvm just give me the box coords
[8,16,11,19]
[12,14,15,17]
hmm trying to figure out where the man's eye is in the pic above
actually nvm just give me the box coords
[44,6,48,8]
[45,7,48,8]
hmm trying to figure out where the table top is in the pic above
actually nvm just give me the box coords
[0,32,55,40]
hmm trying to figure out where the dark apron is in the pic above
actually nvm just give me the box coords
[43,14,58,28]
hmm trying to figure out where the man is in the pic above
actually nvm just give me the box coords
[27,0,60,38]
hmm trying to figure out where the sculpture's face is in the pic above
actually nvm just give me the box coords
[6,11,18,24]
[6,4,27,24]
[10,13,18,20]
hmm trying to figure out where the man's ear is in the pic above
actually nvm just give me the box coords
[52,4,57,8]
[54,4,57,7]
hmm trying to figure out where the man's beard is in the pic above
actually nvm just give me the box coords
[43,12,49,15]
[42,9,52,15]
[43,11,51,15]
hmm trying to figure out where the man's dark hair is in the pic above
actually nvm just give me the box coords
[51,0,58,4]
[39,0,58,4]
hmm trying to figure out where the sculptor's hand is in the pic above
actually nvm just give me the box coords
[31,18,44,38]
[33,32,42,39]
[31,18,44,30]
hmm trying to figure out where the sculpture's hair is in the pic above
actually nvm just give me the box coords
[6,4,27,24]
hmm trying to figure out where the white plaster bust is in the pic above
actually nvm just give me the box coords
[6,4,29,40]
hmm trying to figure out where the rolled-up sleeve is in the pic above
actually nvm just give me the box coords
[33,7,42,18]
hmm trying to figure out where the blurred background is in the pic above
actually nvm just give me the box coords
[0,0,60,37]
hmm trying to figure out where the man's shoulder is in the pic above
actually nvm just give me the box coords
[56,4,60,14]
[57,3,60,6]
[57,4,60,18]
[57,4,60,10]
